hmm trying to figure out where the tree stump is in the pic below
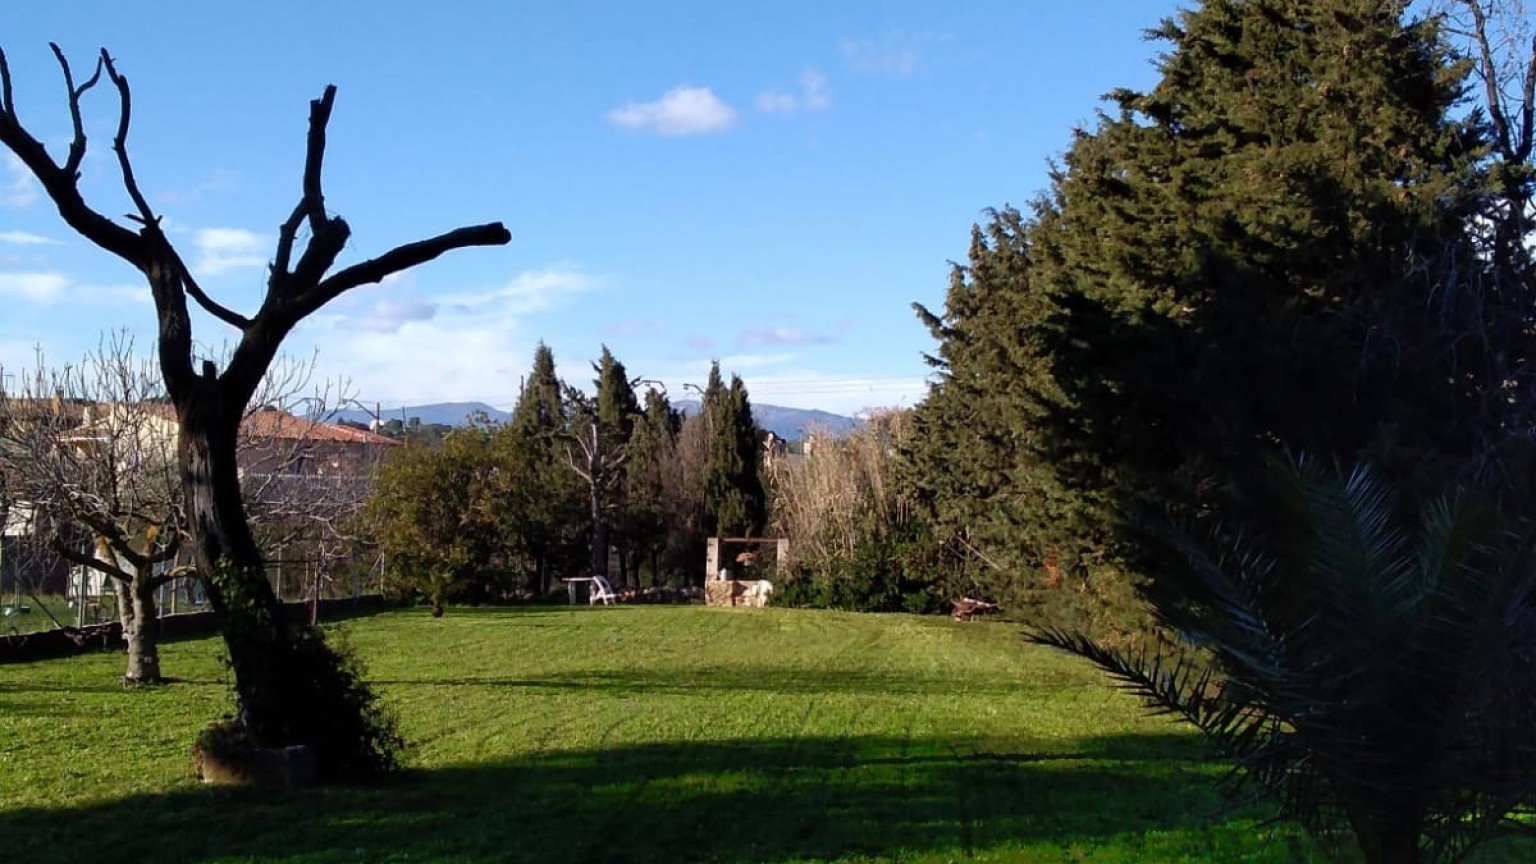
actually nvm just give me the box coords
[194,742,317,788]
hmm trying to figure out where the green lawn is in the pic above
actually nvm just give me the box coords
[0,606,1527,863]
[1,593,93,634]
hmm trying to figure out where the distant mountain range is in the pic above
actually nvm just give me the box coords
[328,400,858,440]
[672,400,859,440]
[331,401,510,427]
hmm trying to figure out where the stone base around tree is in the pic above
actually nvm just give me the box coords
[193,742,316,788]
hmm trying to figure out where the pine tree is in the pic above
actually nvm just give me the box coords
[1031,0,1482,497]
[626,387,685,582]
[905,212,1131,626]
[511,343,566,438]
[907,0,1499,633]
[568,347,643,581]
[503,343,585,594]
[699,363,766,538]
[594,347,639,453]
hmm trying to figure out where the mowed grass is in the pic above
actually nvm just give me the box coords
[0,606,1528,864]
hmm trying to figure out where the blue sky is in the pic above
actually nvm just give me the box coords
[1,1,1180,416]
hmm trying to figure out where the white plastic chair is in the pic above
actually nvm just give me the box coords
[590,574,618,606]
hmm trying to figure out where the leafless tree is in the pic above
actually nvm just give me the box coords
[0,44,509,755]
[0,339,183,682]
[1435,0,1534,265]
[0,338,361,683]
[564,410,627,580]
[241,389,392,612]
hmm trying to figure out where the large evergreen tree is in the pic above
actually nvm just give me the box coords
[699,363,766,538]
[903,213,1124,626]
[592,347,640,582]
[626,387,685,582]
[908,0,1506,630]
[505,344,584,594]
[564,347,640,581]
[511,344,567,438]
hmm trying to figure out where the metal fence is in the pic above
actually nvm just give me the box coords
[1,548,385,636]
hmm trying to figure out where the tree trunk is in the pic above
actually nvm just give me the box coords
[588,455,607,578]
[1347,801,1422,864]
[178,392,288,737]
[590,512,607,578]
[122,568,162,685]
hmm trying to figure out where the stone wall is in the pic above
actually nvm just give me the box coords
[704,579,773,608]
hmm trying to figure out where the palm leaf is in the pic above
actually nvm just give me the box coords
[1040,456,1536,863]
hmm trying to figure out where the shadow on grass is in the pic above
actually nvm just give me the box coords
[372,666,1050,699]
[3,734,1300,864]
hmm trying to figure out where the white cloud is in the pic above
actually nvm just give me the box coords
[84,283,153,306]
[336,297,438,334]
[193,227,268,276]
[739,326,838,347]
[839,34,923,78]
[443,267,597,315]
[607,86,738,136]
[0,154,39,208]
[652,358,927,415]
[756,70,832,115]
[308,266,597,407]
[0,231,60,246]
[0,272,68,303]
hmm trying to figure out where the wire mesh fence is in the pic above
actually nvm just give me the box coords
[1,546,385,637]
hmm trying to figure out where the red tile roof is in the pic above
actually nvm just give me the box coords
[242,409,399,445]
[129,402,398,446]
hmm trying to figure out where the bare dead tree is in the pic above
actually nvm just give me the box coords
[0,338,184,682]
[1420,1,1536,476]
[0,44,510,763]
[240,388,395,613]
[564,408,628,580]
[0,339,362,683]
[1436,0,1535,265]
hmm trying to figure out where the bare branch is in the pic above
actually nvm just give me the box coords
[271,200,307,284]
[1465,1,1517,158]
[0,47,13,115]
[170,246,251,329]
[0,48,141,264]
[48,43,102,176]
[49,537,133,586]
[1447,0,1536,163]
[1521,30,1535,161]
[303,86,336,234]
[97,50,157,231]
[299,223,512,318]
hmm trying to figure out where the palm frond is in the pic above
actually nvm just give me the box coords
[1049,454,1536,863]
[1025,629,1284,777]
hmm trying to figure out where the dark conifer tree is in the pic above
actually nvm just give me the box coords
[700,363,766,538]
[505,344,584,594]
[908,0,1504,631]
[626,387,684,582]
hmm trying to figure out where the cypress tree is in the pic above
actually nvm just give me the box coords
[700,363,766,538]
[908,0,1499,631]
[582,346,642,582]
[511,343,566,438]
[504,343,584,594]
[626,387,684,582]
